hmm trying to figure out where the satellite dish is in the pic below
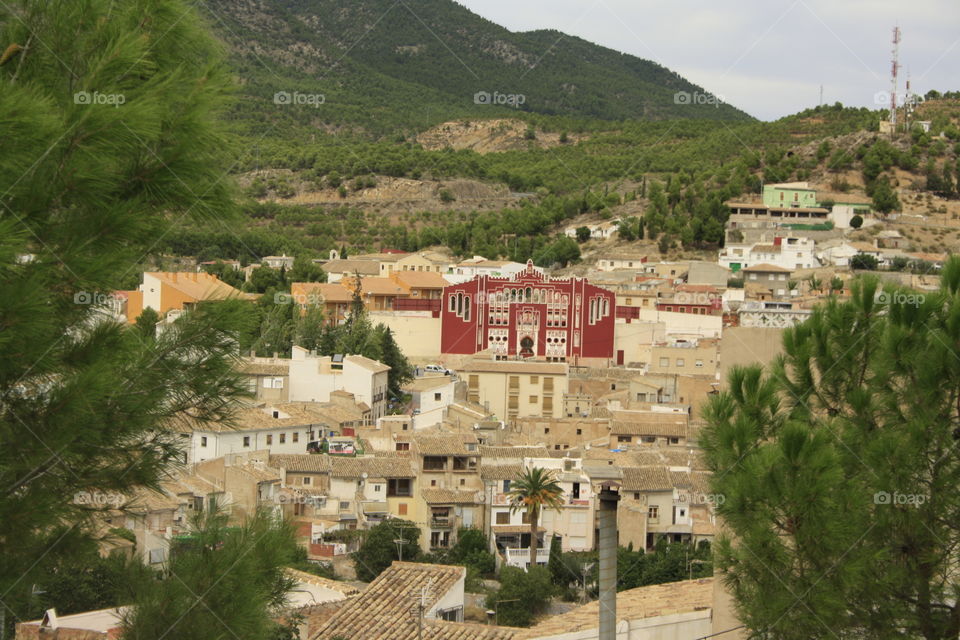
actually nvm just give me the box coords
[361,472,368,479]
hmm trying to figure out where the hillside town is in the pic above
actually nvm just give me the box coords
[22,178,950,640]
[7,0,960,638]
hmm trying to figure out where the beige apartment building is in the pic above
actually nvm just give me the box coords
[461,359,569,421]
[648,338,719,377]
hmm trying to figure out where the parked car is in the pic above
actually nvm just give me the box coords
[423,364,450,375]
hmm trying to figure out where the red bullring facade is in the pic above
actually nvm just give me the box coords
[440,262,615,361]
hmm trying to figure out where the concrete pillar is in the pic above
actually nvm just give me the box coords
[598,483,620,640]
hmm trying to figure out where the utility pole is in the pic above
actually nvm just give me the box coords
[597,483,621,640]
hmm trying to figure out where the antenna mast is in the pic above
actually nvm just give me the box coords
[889,26,901,129]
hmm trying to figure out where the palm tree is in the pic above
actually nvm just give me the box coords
[508,467,564,569]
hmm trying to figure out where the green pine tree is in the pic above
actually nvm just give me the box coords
[702,266,960,639]
[0,0,250,630]
[121,507,298,640]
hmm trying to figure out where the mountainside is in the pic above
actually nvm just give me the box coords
[206,0,752,135]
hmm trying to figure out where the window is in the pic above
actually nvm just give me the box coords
[396,442,410,451]
[642,436,656,443]
[496,511,510,525]
[648,505,659,519]
[200,436,207,447]
[544,427,550,434]
[659,357,670,368]
[502,480,511,493]
[572,482,581,499]
[460,478,466,485]
[303,476,311,485]
[529,395,538,404]
[669,437,680,445]
[279,433,286,444]
[530,376,539,384]
[437,606,463,622]
[543,397,553,412]
[695,360,704,368]
[375,484,381,492]
[576,429,582,435]
[398,503,408,515]
[676,359,685,367]
[543,377,553,392]
[388,479,412,497]
[448,295,457,312]
[617,435,631,443]
[292,432,299,443]
[508,396,519,410]
[509,376,519,390]
[243,436,250,447]
[634,492,640,500]
[423,456,446,471]
[434,392,442,401]
[339,501,350,510]
[266,434,273,445]
[431,479,437,487]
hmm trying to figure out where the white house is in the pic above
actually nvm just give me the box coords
[596,254,649,272]
[288,347,390,422]
[564,220,619,241]
[402,375,456,429]
[817,241,860,267]
[719,236,819,272]
[183,403,361,464]
[447,256,542,283]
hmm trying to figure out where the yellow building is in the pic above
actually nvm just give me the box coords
[461,359,569,421]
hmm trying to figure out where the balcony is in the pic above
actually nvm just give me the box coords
[504,546,550,569]
[430,516,454,529]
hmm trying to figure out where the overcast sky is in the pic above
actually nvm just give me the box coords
[455,0,960,121]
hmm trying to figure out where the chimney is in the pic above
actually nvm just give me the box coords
[598,483,620,640]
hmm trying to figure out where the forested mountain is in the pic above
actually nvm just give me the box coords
[205,0,751,134]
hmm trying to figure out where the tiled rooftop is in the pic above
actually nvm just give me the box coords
[310,562,465,640]
[515,578,714,639]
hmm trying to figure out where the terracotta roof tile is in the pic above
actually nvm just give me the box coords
[515,578,714,639]
[479,463,524,481]
[620,467,673,492]
[270,454,332,473]
[421,489,482,505]
[311,562,465,640]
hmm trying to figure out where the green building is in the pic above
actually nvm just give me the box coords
[762,182,818,208]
